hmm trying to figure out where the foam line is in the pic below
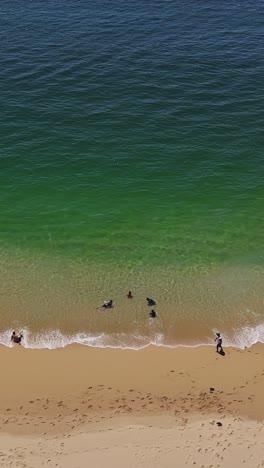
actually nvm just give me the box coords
[1,324,264,350]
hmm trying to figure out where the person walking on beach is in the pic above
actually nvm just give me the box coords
[11,331,23,345]
[215,333,223,353]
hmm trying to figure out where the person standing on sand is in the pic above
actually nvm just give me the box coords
[215,333,223,353]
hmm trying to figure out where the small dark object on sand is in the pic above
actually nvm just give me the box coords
[216,422,222,427]
[209,387,215,393]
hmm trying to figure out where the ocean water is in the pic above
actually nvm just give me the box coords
[0,0,263,349]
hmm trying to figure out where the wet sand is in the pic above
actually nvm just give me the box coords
[0,344,263,467]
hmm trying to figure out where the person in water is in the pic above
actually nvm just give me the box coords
[127,291,133,299]
[11,331,23,344]
[215,333,223,353]
[146,297,156,306]
[149,309,157,318]
[102,299,113,309]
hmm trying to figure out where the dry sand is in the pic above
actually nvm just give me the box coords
[0,344,263,467]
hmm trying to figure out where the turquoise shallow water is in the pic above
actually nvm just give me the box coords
[0,0,263,347]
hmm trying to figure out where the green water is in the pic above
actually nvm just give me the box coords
[2,150,263,267]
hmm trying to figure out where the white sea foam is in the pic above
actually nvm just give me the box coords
[0,328,167,350]
[1,323,264,351]
[222,323,264,349]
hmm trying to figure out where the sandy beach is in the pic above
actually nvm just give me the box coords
[0,343,263,467]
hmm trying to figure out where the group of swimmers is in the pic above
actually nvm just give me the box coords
[101,295,224,352]
[11,297,223,353]
[102,292,158,318]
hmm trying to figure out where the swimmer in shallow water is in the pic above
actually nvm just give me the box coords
[127,291,133,299]
[11,331,23,344]
[102,299,113,309]
[149,309,157,318]
[146,297,156,306]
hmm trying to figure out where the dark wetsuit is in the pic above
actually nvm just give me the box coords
[149,310,157,318]
[147,298,156,306]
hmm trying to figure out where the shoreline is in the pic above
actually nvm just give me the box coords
[1,253,264,350]
[0,344,263,466]
[0,324,264,350]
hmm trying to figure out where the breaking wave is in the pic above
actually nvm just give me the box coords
[1,324,264,350]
